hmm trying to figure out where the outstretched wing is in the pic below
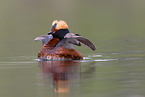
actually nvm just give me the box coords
[74,36,96,51]
[34,35,53,45]
[64,33,96,51]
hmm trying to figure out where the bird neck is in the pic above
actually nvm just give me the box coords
[52,29,69,40]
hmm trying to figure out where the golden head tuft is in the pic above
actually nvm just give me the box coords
[55,20,69,30]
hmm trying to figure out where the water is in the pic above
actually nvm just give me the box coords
[1,49,145,97]
[1,0,145,97]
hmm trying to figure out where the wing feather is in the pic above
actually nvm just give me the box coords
[64,33,96,51]
[34,35,53,45]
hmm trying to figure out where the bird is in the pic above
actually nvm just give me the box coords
[34,20,96,60]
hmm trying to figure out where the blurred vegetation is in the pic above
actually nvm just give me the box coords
[0,0,145,57]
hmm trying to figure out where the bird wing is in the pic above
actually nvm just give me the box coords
[34,35,53,45]
[64,33,96,51]
[67,38,81,46]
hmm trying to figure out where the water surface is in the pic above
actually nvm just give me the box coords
[0,47,145,97]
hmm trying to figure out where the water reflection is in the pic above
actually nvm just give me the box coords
[38,60,81,96]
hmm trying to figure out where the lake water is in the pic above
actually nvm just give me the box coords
[1,0,145,97]
[1,43,145,97]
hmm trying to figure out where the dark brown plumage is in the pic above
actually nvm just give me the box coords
[38,38,83,60]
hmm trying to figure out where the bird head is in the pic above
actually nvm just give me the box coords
[48,20,69,35]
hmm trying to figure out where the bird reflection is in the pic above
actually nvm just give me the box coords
[38,60,81,96]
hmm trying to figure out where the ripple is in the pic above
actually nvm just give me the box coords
[94,59,118,61]
[83,57,92,60]
[34,52,141,63]
[88,55,102,57]
[80,58,118,62]
[123,57,140,60]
